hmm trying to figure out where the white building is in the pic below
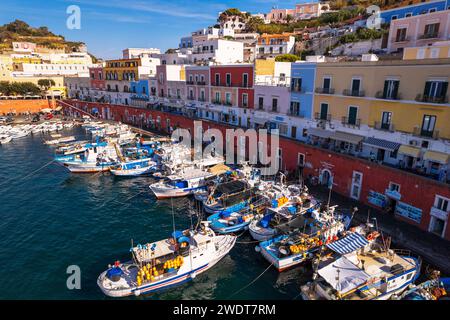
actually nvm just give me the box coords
[12,62,95,77]
[123,48,161,59]
[191,39,244,64]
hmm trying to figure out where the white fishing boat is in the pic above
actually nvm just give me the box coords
[61,141,118,173]
[97,222,236,297]
[110,158,158,177]
[300,234,421,300]
[44,135,76,145]
[150,169,215,199]
[0,135,12,144]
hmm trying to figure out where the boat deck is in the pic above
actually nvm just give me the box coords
[353,249,415,278]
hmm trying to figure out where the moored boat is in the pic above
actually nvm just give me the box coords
[97,222,236,297]
[110,158,158,177]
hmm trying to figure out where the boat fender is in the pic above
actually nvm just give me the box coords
[191,272,196,279]
[134,290,141,296]
[255,246,261,253]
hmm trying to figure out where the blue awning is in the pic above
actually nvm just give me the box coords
[326,233,369,254]
[363,137,401,152]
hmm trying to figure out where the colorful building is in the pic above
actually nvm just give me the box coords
[387,9,450,53]
[380,0,450,24]
[256,33,296,59]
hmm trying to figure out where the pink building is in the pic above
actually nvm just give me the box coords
[267,9,296,23]
[388,9,450,53]
[294,2,330,20]
[89,66,105,90]
[185,66,210,102]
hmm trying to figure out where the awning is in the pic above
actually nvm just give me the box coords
[253,117,267,125]
[398,145,421,158]
[318,255,370,295]
[423,150,449,164]
[329,131,364,145]
[363,137,400,152]
[326,233,369,255]
[307,128,333,139]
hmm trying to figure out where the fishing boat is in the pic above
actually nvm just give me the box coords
[44,135,76,145]
[249,189,319,242]
[202,179,255,215]
[149,169,216,199]
[207,194,269,234]
[61,141,118,173]
[110,158,158,177]
[97,222,236,297]
[0,134,12,144]
[300,235,422,300]
[258,206,347,272]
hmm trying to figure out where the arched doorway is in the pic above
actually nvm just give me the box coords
[320,169,332,186]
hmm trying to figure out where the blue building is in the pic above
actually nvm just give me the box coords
[290,62,317,120]
[130,80,150,106]
[179,36,193,49]
[380,0,449,24]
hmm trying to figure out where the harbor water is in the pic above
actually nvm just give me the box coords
[0,127,310,299]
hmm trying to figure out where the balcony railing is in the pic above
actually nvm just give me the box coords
[374,121,395,132]
[290,86,306,93]
[413,127,440,139]
[415,94,448,104]
[418,33,441,40]
[314,112,331,121]
[394,36,409,43]
[197,81,206,86]
[212,83,250,88]
[287,110,305,118]
[343,89,365,97]
[375,91,402,100]
[315,87,335,94]
[341,116,361,128]
[186,81,195,85]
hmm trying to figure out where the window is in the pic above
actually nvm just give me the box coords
[429,8,436,13]
[351,171,363,200]
[320,103,329,120]
[291,126,297,139]
[291,78,302,92]
[272,98,278,112]
[351,78,361,94]
[215,92,220,103]
[297,153,305,166]
[226,73,231,86]
[381,111,392,130]
[258,97,264,110]
[405,12,412,18]
[421,115,436,137]
[435,196,449,212]
[347,106,358,125]
[383,80,399,99]
[395,28,407,42]
[215,73,220,86]
[423,80,448,101]
[391,15,398,20]
[389,182,400,193]
[225,92,232,105]
[242,93,248,107]
[290,101,300,116]
[423,23,440,38]
[323,77,331,92]
[243,73,249,87]
[200,89,205,101]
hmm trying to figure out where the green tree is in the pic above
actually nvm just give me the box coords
[37,79,56,91]
[246,16,265,32]
[275,54,301,62]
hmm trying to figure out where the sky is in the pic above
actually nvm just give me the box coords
[0,0,309,59]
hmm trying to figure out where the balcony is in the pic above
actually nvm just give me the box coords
[290,86,306,93]
[374,121,395,132]
[196,81,206,86]
[394,36,410,43]
[287,110,305,118]
[314,112,331,122]
[341,116,361,128]
[375,91,402,100]
[315,87,335,94]
[186,81,195,85]
[418,33,441,40]
[413,127,440,139]
[343,89,365,97]
[415,94,448,104]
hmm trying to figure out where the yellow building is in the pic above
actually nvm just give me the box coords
[313,58,450,141]
[403,42,450,61]
[0,55,13,81]
[104,58,140,81]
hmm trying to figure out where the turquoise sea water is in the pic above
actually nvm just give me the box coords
[0,127,308,300]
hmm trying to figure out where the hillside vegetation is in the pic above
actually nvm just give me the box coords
[0,20,86,54]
